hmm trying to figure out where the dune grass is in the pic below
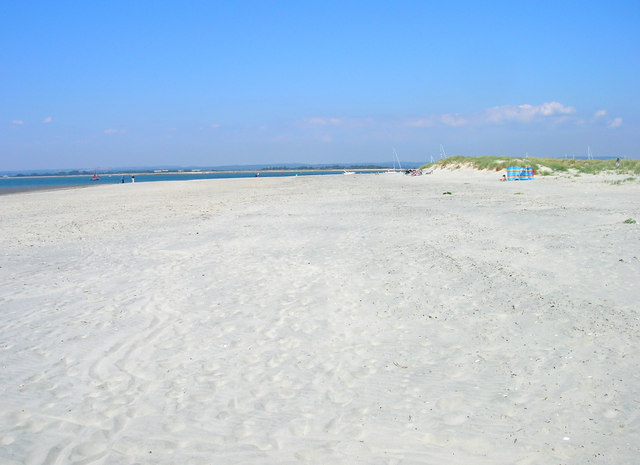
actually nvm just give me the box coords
[606,177,637,185]
[421,156,640,175]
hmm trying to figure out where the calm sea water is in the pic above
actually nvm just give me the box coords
[0,171,352,195]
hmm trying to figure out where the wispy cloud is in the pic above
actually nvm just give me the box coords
[441,114,467,127]
[299,116,375,129]
[11,120,24,125]
[300,102,606,139]
[484,102,575,123]
[211,123,221,129]
[42,116,53,123]
[407,118,435,127]
[104,128,126,134]
[592,109,622,128]
[593,109,607,118]
[405,102,580,129]
[303,117,342,126]
[608,117,622,128]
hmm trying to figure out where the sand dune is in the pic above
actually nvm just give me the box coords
[1,171,639,464]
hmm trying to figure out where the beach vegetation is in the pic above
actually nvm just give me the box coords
[606,177,637,185]
[422,156,640,176]
[623,218,637,224]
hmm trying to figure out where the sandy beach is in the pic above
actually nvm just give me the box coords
[1,170,639,464]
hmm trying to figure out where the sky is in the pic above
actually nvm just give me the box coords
[1,1,639,171]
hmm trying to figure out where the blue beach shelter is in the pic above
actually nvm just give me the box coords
[507,166,534,181]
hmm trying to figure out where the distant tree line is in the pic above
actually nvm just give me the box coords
[260,164,388,171]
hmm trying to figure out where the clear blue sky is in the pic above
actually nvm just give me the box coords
[2,1,638,170]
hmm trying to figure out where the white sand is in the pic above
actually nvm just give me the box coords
[1,171,639,464]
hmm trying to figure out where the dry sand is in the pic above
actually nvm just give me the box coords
[1,170,639,464]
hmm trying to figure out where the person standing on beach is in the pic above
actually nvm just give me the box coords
[616,158,620,168]
[131,175,135,183]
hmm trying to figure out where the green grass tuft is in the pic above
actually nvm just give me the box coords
[623,218,637,224]
[606,177,638,185]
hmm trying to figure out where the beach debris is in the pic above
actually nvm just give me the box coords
[393,362,408,369]
[442,191,452,195]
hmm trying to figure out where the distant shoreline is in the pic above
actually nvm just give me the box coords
[0,169,398,196]
[1,168,391,180]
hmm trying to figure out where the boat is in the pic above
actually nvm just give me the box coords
[91,172,100,181]
[343,170,356,175]
[384,149,403,173]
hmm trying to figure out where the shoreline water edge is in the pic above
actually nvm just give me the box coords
[0,170,347,195]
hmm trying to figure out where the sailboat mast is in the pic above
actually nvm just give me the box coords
[392,148,402,170]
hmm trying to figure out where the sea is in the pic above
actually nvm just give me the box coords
[0,170,359,195]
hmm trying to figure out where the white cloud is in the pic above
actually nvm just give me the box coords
[608,117,622,128]
[104,128,126,134]
[42,116,53,123]
[11,120,24,125]
[407,118,435,127]
[406,102,577,130]
[537,102,575,116]
[592,110,622,128]
[485,102,575,123]
[211,123,220,129]
[441,114,467,127]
